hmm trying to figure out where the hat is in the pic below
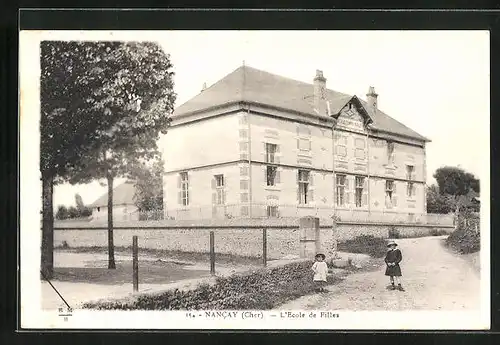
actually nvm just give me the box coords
[315,253,326,259]
[387,241,398,247]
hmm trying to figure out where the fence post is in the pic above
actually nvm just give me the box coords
[210,231,215,275]
[299,216,320,258]
[132,235,138,292]
[262,228,267,267]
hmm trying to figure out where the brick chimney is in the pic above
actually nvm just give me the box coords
[366,86,378,115]
[313,70,327,115]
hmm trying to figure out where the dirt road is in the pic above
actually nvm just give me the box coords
[279,236,480,311]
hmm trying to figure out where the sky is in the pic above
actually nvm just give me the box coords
[45,30,489,208]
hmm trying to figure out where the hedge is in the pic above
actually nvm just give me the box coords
[82,260,341,310]
[446,219,480,254]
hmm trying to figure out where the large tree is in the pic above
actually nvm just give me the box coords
[433,166,480,214]
[63,42,175,269]
[40,41,176,276]
[41,41,124,278]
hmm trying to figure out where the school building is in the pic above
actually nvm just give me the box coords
[159,65,430,221]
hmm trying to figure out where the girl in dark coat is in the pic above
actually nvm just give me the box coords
[385,240,404,291]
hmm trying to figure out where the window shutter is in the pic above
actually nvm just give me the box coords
[275,169,281,184]
[296,138,300,150]
[263,142,267,161]
[264,167,268,185]
[211,178,216,189]
[275,145,280,163]
[178,191,182,205]
[187,173,191,205]
[177,175,181,188]
[223,191,227,204]
[308,140,312,151]
[345,178,351,205]
[362,178,368,206]
[212,192,216,205]
[297,171,300,203]
[308,172,314,203]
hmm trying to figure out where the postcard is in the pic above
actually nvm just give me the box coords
[19,29,490,330]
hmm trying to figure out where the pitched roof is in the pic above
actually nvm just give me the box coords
[173,65,429,142]
[90,181,136,208]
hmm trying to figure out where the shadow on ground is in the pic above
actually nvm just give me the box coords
[52,260,210,285]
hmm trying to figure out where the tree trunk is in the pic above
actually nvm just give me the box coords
[41,172,54,279]
[107,173,116,269]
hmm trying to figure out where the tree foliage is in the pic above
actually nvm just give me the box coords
[132,156,164,212]
[55,194,92,220]
[430,167,480,214]
[41,40,176,183]
[426,184,454,214]
[433,166,479,197]
[61,41,175,184]
[75,193,85,210]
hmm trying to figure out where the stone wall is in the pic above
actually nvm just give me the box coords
[53,222,453,260]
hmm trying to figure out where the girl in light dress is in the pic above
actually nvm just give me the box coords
[312,253,328,292]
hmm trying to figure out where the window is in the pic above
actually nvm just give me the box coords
[180,172,189,206]
[97,207,100,212]
[215,174,224,187]
[355,176,365,207]
[336,135,347,157]
[336,174,346,206]
[406,165,415,198]
[241,193,249,203]
[387,141,395,164]
[267,206,279,218]
[407,182,415,198]
[266,166,277,186]
[215,174,225,205]
[266,143,277,163]
[385,180,394,206]
[298,170,310,204]
[406,165,415,180]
